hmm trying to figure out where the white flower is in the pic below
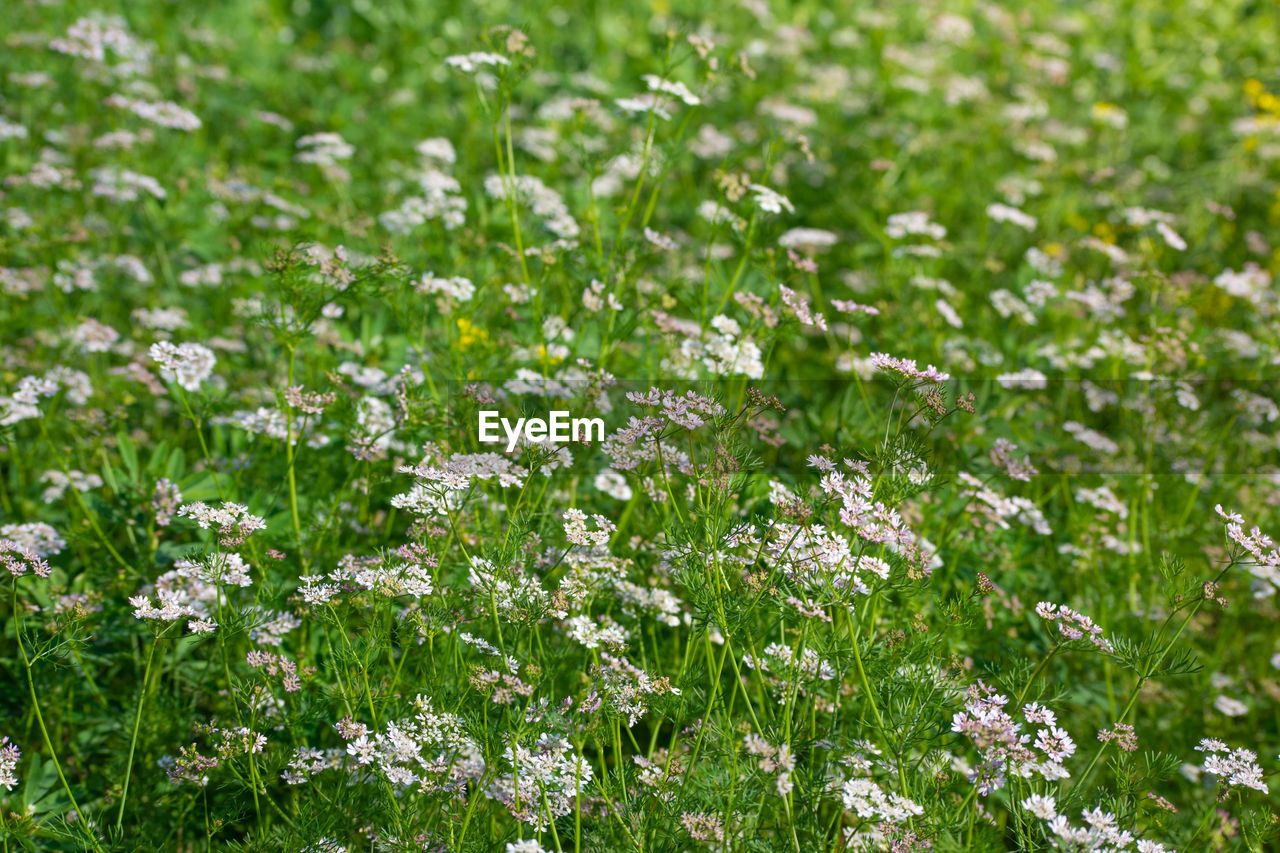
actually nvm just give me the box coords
[997,368,1047,390]
[748,184,794,215]
[566,614,628,650]
[506,841,547,853]
[615,95,671,121]
[416,273,475,302]
[444,52,510,73]
[594,468,633,501]
[1021,793,1057,819]
[90,166,166,201]
[642,74,700,105]
[1198,741,1268,793]
[778,227,839,252]
[295,133,355,167]
[840,775,923,821]
[987,202,1037,230]
[105,95,201,130]
[1,522,66,557]
[148,342,216,392]
[1156,221,1186,250]
[886,211,946,240]
[415,137,457,164]
[177,501,266,536]
[563,508,615,547]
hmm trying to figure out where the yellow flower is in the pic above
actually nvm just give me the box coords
[537,344,564,366]
[1245,78,1266,100]
[1091,102,1127,128]
[456,318,489,349]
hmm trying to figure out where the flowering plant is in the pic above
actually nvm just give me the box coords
[2,3,1280,853]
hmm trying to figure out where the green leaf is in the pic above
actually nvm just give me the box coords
[147,440,171,476]
[116,430,140,482]
[165,446,187,481]
[100,456,120,494]
[21,751,58,813]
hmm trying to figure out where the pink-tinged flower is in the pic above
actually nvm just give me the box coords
[1,537,51,579]
[869,352,950,384]
[1035,601,1112,651]
[831,299,881,316]
[0,737,20,791]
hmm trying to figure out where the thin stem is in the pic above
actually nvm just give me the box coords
[116,635,161,832]
[14,583,104,853]
[1074,566,1229,795]
[284,346,304,548]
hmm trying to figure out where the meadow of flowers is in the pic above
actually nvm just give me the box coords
[3,0,1280,850]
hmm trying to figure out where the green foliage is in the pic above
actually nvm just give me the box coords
[2,0,1280,851]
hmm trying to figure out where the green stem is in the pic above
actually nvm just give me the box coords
[14,584,104,853]
[1073,567,1227,795]
[116,635,161,832]
[285,346,303,548]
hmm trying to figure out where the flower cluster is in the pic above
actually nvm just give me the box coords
[342,696,485,797]
[148,342,217,392]
[176,501,267,546]
[1195,739,1268,793]
[951,686,1074,795]
[486,733,591,831]
[0,737,19,792]
[744,734,797,796]
[869,352,950,384]
[2,535,52,579]
[7,1,1280,849]
[1035,602,1113,652]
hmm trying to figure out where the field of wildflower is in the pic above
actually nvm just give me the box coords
[4,0,1280,851]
